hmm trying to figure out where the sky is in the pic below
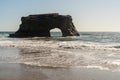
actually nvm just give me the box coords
[0,0,120,32]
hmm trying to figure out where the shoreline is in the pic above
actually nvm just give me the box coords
[0,63,120,80]
[0,37,120,80]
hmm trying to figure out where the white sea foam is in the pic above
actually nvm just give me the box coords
[0,38,120,71]
[85,65,109,70]
[0,39,120,52]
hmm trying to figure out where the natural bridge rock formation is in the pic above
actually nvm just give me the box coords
[9,13,79,37]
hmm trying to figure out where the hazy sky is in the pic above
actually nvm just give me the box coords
[0,0,120,32]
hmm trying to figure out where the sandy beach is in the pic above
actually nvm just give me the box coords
[0,63,120,80]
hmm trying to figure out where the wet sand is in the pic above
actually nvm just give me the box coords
[0,46,120,80]
[0,63,120,80]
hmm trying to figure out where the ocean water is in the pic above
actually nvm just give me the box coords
[0,32,120,71]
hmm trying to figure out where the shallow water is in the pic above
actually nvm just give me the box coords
[0,32,120,71]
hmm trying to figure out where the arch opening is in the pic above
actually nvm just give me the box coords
[50,28,62,37]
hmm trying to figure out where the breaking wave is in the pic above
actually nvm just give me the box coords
[0,32,120,71]
[0,38,120,52]
[0,37,120,71]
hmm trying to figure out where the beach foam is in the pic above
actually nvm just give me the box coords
[0,33,120,71]
[0,38,120,52]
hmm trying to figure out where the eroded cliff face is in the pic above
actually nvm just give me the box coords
[9,13,79,37]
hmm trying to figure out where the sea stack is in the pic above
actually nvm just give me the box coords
[9,13,80,37]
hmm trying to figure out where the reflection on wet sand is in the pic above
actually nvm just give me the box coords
[0,63,49,80]
[1,63,120,80]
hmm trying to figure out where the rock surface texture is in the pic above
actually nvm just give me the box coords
[9,13,80,37]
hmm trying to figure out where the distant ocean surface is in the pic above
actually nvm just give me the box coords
[1,32,120,71]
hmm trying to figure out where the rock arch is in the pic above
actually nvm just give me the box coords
[9,13,80,37]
